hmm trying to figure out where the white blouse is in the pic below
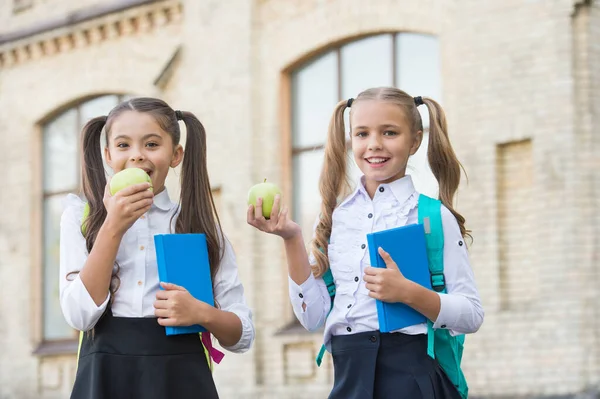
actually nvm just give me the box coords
[288,175,483,350]
[59,189,254,353]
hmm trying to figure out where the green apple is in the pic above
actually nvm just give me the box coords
[110,168,153,196]
[247,179,282,219]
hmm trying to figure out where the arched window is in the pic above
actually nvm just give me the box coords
[290,33,441,240]
[42,94,130,342]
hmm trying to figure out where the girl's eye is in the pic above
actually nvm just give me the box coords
[355,131,367,138]
[116,143,128,148]
[384,130,398,136]
[146,142,158,148]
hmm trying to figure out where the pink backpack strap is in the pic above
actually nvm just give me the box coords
[201,332,224,364]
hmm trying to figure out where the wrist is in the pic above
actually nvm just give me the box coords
[399,279,419,304]
[196,300,216,326]
[282,229,303,244]
[101,217,126,239]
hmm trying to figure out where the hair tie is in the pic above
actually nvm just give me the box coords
[413,96,424,107]
[175,110,183,121]
[346,98,354,108]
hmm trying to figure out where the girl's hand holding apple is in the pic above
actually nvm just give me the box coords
[103,169,154,235]
[247,192,301,241]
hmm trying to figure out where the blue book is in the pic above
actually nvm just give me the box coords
[366,223,433,332]
[154,233,214,335]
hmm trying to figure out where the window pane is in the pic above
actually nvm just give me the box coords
[396,33,440,99]
[341,34,393,100]
[291,51,338,149]
[396,33,441,128]
[43,109,78,193]
[396,34,440,195]
[79,95,120,130]
[293,149,324,242]
[43,195,74,340]
[406,132,439,198]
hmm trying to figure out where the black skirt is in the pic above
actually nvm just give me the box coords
[71,310,219,399]
[329,331,461,399]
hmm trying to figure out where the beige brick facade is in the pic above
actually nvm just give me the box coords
[0,0,598,398]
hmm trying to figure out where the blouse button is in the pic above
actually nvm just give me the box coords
[354,276,359,282]
[368,213,373,219]
[299,293,304,299]
[361,244,366,249]
[137,280,142,286]
[458,241,464,246]
[346,327,352,333]
[347,304,352,309]
[139,245,145,250]
[379,187,384,192]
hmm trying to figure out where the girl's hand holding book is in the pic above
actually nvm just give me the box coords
[363,247,411,303]
[154,282,212,327]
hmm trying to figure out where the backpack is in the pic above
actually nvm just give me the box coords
[315,194,468,398]
[76,203,222,372]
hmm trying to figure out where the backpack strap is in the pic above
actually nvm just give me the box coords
[76,331,83,371]
[322,266,336,297]
[201,332,224,370]
[418,194,445,359]
[316,266,335,367]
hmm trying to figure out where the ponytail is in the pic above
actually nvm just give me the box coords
[310,100,352,278]
[76,115,121,308]
[81,116,108,247]
[421,97,470,240]
[175,112,224,285]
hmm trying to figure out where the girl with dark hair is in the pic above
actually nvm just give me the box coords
[60,97,254,399]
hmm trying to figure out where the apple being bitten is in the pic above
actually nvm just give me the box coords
[110,168,153,195]
[247,179,282,219]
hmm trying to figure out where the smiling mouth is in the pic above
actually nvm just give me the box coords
[366,157,390,165]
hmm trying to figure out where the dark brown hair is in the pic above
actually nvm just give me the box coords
[78,97,224,304]
[311,87,469,277]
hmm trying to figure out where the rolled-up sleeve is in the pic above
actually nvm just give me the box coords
[432,206,484,335]
[213,237,255,353]
[59,194,109,332]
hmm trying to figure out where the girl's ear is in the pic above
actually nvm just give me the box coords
[104,146,112,162]
[410,130,423,156]
[170,144,184,168]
